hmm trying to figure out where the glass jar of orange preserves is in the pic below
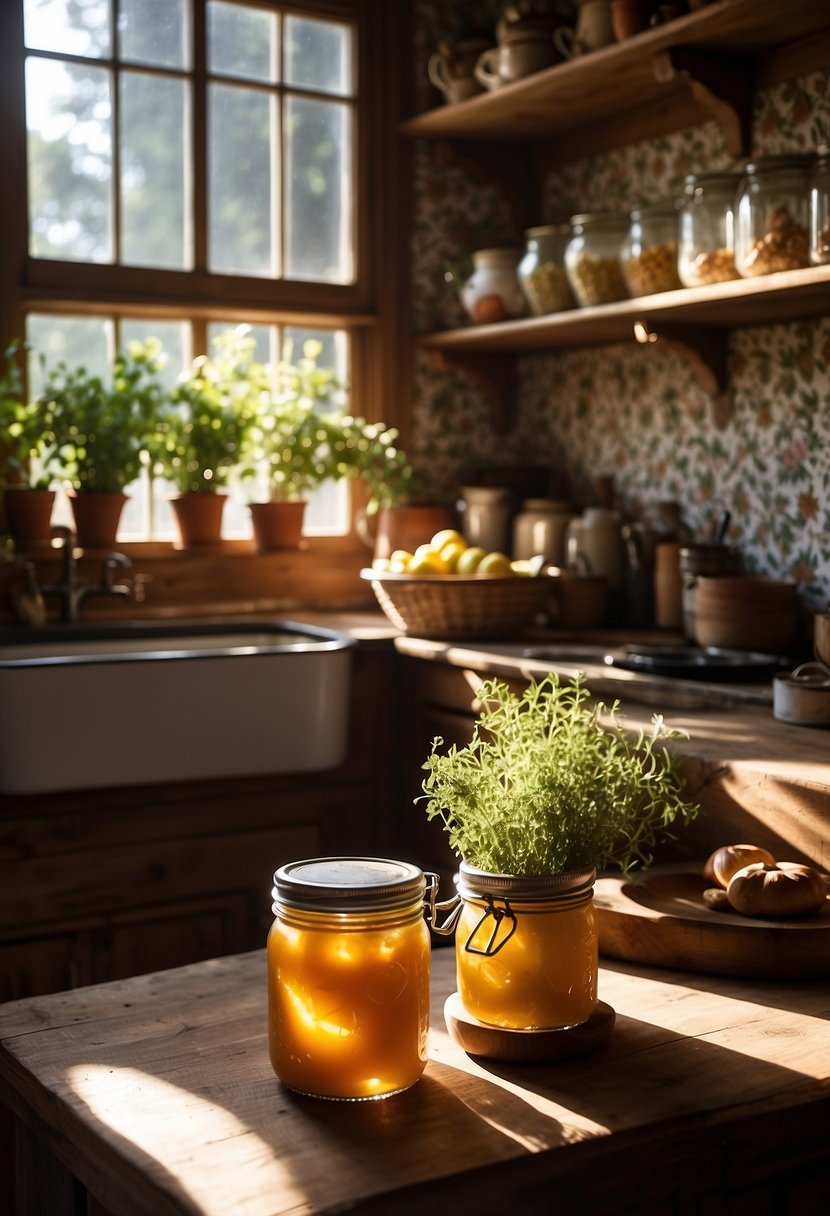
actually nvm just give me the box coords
[449,863,597,1031]
[267,856,433,1101]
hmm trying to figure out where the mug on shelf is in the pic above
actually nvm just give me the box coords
[554,0,615,58]
[474,33,557,89]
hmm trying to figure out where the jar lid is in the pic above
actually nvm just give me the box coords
[683,171,742,193]
[273,856,426,912]
[569,210,627,230]
[743,153,814,176]
[524,223,570,237]
[457,860,596,902]
[629,199,681,221]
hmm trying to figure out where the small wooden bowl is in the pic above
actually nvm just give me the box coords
[444,992,615,1062]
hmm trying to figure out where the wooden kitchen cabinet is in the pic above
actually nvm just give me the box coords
[0,645,399,1001]
[406,0,830,426]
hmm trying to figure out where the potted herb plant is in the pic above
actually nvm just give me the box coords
[0,339,60,546]
[39,339,165,549]
[153,329,260,548]
[241,337,415,551]
[422,674,697,1037]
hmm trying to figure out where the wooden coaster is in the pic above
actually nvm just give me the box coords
[443,992,615,1062]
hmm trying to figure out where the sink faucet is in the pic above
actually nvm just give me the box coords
[38,526,133,624]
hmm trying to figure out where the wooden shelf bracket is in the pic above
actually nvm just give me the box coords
[652,47,753,158]
[634,319,732,428]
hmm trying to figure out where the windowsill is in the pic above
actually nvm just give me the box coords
[0,536,379,625]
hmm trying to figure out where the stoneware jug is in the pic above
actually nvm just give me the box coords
[428,37,489,104]
[474,33,557,88]
[565,507,626,591]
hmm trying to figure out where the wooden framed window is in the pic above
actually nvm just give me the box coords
[0,0,408,547]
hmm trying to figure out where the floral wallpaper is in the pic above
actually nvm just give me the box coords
[409,1,830,612]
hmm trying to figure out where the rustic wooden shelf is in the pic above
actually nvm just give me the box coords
[421,265,830,428]
[403,0,830,166]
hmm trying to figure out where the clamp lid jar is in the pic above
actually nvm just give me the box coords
[735,154,812,277]
[810,143,830,265]
[267,856,433,1100]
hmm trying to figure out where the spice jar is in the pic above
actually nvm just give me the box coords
[564,211,628,306]
[445,863,598,1031]
[678,171,742,286]
[735,154,812,277]
[267,856,433,1100]
[809,143,830,265]
[517,224,575,315]
[620,200,682,296]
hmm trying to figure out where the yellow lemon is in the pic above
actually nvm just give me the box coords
[372,556,392,572]
[408,544,451,575]
[455,545,487,574]
[389,548,414,572]
[477,551,513,577]
[430,528,466,551]
[510,559,533,577]
[438,537,467,570]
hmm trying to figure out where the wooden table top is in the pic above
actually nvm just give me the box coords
[1,947,829,1215]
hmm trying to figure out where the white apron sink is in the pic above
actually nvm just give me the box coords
[0,620,354,794]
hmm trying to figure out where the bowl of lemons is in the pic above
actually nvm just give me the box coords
[361,529,552,639]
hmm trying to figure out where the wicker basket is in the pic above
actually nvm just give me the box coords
[361,569,551,639]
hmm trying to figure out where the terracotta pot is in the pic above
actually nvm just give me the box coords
[611,0,653,41]
[356,504,456,563]
[170,493,227,549]
[70,492,127,550]
[249,501,307,551]
[3,487,56,547]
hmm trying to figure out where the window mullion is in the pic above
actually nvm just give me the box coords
[192,0,208,273]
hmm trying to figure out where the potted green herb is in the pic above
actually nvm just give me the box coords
[241,337,414,550]
[39,339,165,549]
[153,329,260,548]
[0,339,60,546]
[421,674,697,1035]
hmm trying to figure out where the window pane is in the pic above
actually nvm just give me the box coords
[24,0,110,58]
[26,313,112,395]
[284,15,352,97]
[207,0,277,83]
[120,71,190,269]
[119,0,188,69]
[285,96,351,282]
[26,57,113,262]
[208,84,275,276]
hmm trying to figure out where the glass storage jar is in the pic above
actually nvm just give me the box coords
[564,211,628,306]
[678,171,742,286]
[809,143,830,265]
[267,856,433,1100]
[517,223,575,315]
[620,200,682,296]
[734,154,812,277]
[449,862,598,1031]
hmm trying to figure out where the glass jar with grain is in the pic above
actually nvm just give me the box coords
[678,171,742,286]
[809,143,830,265]
[735,154,812,277]
[564,211,628,307]
[518,223,575,315]
[620,200,682,296]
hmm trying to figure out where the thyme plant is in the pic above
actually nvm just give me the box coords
[420,675,698,876]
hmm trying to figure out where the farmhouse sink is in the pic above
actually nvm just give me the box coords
[0,620,355,794]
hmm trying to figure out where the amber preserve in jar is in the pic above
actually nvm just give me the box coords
[267,856,433,1100]
[449,863,597,1031]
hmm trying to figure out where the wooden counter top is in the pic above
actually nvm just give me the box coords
[1,948,828,1215]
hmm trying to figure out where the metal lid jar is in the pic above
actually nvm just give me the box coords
[564,211,628,306]
[810,143,830,265]
[436,862,598,1031]
[267,856,433,1100]
[678,171,742,286]
[734,154,812,277]
[517,223,575,315]
[620,200,682,296]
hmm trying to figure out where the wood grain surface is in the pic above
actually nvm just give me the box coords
[1,948,829,1214]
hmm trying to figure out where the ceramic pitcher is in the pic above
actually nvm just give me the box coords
[554,0,615,58]
[565,507,626,591]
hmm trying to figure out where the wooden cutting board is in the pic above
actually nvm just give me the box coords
[594,863,830,980]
